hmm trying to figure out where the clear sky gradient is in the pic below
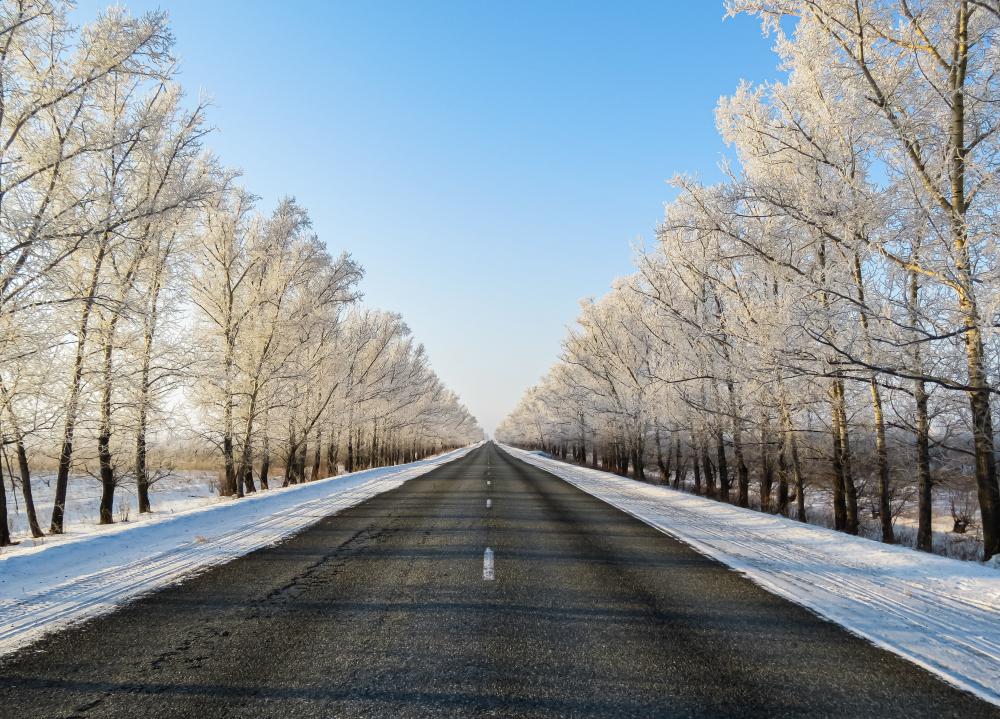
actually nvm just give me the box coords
[74,1,780,434]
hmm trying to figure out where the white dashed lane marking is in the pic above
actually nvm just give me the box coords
[483,548,495,581]
[486,498,492,509]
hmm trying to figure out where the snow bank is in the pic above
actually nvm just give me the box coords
[0,444,478,657]
[499,444,1000,706]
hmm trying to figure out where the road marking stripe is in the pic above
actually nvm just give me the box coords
[483,548,495,580]
[486,498,492,509]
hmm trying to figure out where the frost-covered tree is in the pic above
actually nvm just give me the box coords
[500,0,1000,561]
[0,1,482,545]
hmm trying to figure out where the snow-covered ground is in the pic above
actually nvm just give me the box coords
[653,468,984,561]
[3,469,223,553]
[498,443,1000,706]
[0,444,479,658]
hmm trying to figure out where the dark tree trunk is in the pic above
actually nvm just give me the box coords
[730,394,750,507]
[760,422,773,514]
[13,440,42,537]
[326,430,339,477]
[346,430,354,474]
[914,378,933,551]
[777,439,789,517]
[283,430,297,487]
[907,270,933,549]
[870,378,894,543]
[260,441,271,490]
[135,431,151,513]
[716,432,730,502]
[673,437,683,489]
[830,383,848,531]
[0,458,12,546]
[655,429,670,485]
[692,449,702,495]
[701,442,716,498]
[98,446,115,525]
[633,439,646,482]
[298,439,309,481]
[51,247,106,533]
[311,426,322,480]
[97,335,117,525]
[222,434,236,496]
[779,401,806,523]
[836,381,859,534]
[241,455,256,494]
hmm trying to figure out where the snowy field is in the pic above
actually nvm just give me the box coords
[3,469,223,553]
[499,443,1000,706]
[0,444,479,657]
[661,470,985,562]
[802,485,983,561]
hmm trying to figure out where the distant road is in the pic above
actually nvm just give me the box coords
[0,443,995,718]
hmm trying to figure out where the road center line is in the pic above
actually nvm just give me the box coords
[483,548,495,581]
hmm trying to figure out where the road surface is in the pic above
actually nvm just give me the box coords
[0,443,995,718]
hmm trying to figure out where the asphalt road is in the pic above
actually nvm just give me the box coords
[1,442,996,718]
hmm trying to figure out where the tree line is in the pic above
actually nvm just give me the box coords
[497,0,1000,560]
[0,0,482,544]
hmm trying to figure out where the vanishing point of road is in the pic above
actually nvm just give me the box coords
[0,443,995,718]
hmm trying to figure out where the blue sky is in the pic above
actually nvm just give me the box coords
[74,1,780,433]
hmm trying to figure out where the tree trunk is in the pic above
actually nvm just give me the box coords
[98,334,116,525]
[907,268,933,551]
[221,435,236,495]
[326,429,339,476]
[760,421,773,513]
[852,252,893,543]
[727,379,749,507]
[135,260,164,514]
[716,431,730,503]
[692,447,702,495]
[219,339,237,497]
[777,436,789,517]
[311,425,322,480]
[633,434,646,482]
[283,426,298,487]
[242,463,255,494]
[0,457,11,546]
[779,397,805,523]
[259,427,271,490]
[829,381,848,531]
[871,377,894,543]
[836,380,859,534]
[14,439,41,538]
[346,429,354,474]
[946,5,1000,559]
[135,430,151,514]
[3,400,42,537]
[913,382,933,552]
[51,242,108,533]
[673,436,683,489]
[701,439,716,498]
[655,428,671,485]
